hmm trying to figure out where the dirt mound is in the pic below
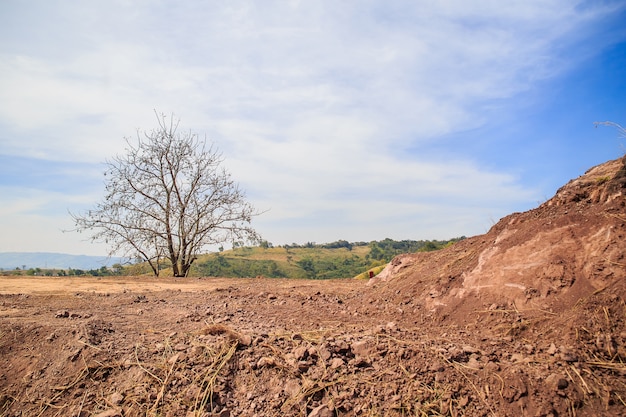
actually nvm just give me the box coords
[370,156,625,315]
[0,157,625,417]
[366,155,626,414]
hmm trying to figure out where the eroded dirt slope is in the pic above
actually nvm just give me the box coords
[370,156,625,317]
[0,157,625,417]
[367,155,626,414]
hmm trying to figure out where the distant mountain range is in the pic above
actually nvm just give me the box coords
[0,252,126,270]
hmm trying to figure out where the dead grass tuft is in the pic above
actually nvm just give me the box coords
[199,323,251,346]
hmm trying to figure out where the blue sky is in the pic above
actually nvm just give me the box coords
[1,1,625,256]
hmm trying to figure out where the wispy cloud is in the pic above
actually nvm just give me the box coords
[1,1,624,253]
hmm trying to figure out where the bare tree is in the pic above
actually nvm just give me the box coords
[72,113,260,277]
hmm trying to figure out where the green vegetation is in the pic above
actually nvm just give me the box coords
[1,264,125,277]
[192,237,465,279]
[0,238,465,279]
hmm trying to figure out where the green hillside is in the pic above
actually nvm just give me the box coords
[190,238,465,279]
[1,238,465,279]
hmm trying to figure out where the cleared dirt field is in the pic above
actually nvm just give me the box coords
[1,157,625,417]
[0,275,323,295]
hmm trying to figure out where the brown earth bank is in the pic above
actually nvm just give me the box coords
[1,156,625,417]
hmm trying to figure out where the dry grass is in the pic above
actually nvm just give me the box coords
[198,323,252,346]
[188,340,238,416]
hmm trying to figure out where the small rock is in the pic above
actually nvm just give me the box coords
[55,310,69,318]
[283,379,301,396]
[462,345,479,354]
[467,357,482,369]
[329,358,344,369]
[297,361,310,373]
[308,404,333,417]
[546,373,569,391]
[447,347,466,362]
[484,361,500,372]
[237,334,252,346]
[351,340,371,357]
[429,363,444,372]
[94,409,122,417]
[174,343,188,352]
[546,343,557,355]
[109,392,124,405]
[190,345,204,356]
[184,384,202,404]
[257,356,276,368]
[332,341,350,354]
[559,347,578,362]
[68,349,82,362]
[318,347,332,361]
[133,295,147,303]
[510,353,525,363]
[293,345,309,360]
[349,357,370,368]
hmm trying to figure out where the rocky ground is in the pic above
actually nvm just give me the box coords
[1,156,625,417]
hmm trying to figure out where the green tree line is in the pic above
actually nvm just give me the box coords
[2,264,125,277]
[1,238,465,279]
[193,237,465,280]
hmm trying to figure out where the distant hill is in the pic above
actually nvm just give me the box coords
[189,238,464,279]
[0,238,462,276]
[0,252,125,270]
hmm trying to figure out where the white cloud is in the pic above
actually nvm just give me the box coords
[0,186,110,255]
[1,1,610,156]
[0,0,623,252]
